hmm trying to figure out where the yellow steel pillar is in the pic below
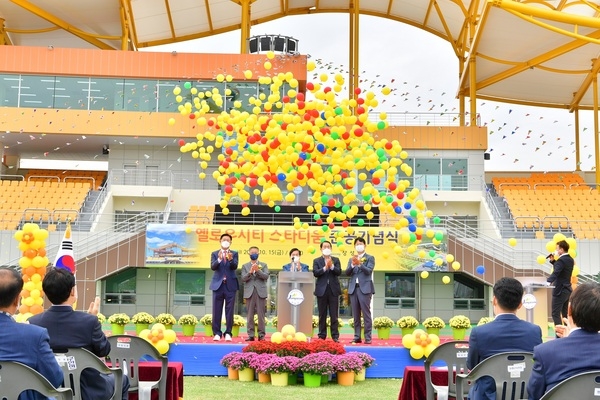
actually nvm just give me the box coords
[574,109,581,171]
[594,75,600,184]
[0,18,8,45]
[469,57,477,126]
[349,0,360,100]
[234,0,255,54]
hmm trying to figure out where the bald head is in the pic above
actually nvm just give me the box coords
[0,268,23,309]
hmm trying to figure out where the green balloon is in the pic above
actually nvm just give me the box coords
[322,226,329,232]
[357,218,365,226]
[376,148,385,157]
[410,209,418,218]
[274,206,281,212]
[434,232,444,241]
[335,107,343,115]
[429,250,436,258]
[321,195,329,203]
[409,233,417,242]
[331,132,340,140]
[385,195,394,204]
[342,205,350,213]
[313,213,320,221]
[184,82,192,89]
[377,121,386,130]
[433,216,441,224]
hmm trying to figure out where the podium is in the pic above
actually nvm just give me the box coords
[516,277,552,335]
[277,272,314,335]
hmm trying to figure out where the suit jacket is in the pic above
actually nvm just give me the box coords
[29,305,114,400]
[0,312,63,400]
[209,249,239,292]
[467,314,542,400]
[282,262,310,272]
[345,253,375,295]
[547,254,574,296]
[312,255,342,296]
[240,260,269,298]
[528,329,600,400]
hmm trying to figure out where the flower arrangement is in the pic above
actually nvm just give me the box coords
[199,314,212,326]
[309,339,346,355]
[397,316,419,329]
[233,314,246,327]
[477,316,494,326]
[97,312,106,324]
[354,352,375,368]
[347,317,364,327]
[221,352,257,371]
[423,317,446,329]
[243,340,345,357]
[297,352,336,375]
[253,314,269,326]
[373,316,395,329]
[449,315,471,329]
[155,313,176,326]
[326,316,345,327]
[312,315,319,328]
[107,313,130,325]
[131,312,155,325]
[178,314,198,326]
[270,316,278,328]
[334,352,365,373]
[249,353,299,375]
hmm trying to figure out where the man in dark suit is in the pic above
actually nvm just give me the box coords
[312,240,342,342]
[241,246,269,341]
[0,268,64,400]
[282,248,310,272]
[467,277,542,400]
[528,282,600,399]
[209,233,239,341]
[547,239,574,331]
[345,237,375,344]
[29,267,129,400]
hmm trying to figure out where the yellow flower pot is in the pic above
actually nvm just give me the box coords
[270,372,288,386]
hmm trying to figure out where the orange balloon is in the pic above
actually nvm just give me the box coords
[18,305,30,314]
[30,304,44,314]
[22,274,31,282]
[37,248,46,257]
[20,290,30,298]
[24,249,37,258]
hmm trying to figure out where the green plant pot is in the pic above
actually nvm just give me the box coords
[426,328,441,336]
[270,372,288,387]
[164,324,173,330]
[182,324,196,337]
[452,328,467,340]
[135,323,149,335]
[321,374,329,384]
[232,325,240,337]
[401,327,415,336]
[288,373,298,385]
[303,372,322,387]
[203,324,213,337]
[238,368,255,382]
[377,327,391,340]
[111,324,125,335]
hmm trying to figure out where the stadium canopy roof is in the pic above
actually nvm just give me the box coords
[1,0,599,112]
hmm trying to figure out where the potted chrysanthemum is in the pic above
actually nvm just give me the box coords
[108,313,130,335]
[397,316,419,336]
[178,314,199,337]
[477,316,494,326]
[222,351,257,382]
[155,313,177,329]
[333,352,364,386]
[232,314,247,337]
[199,314,213,337]
[131,312,155,334]
[97,312,106,324]
[354,352,375,381]
[297,352,336,387]
[327,317,346,339]
[449,315,471,339]
[373,316,395,340]
[423,316,446,335]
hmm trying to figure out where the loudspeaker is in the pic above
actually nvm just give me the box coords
[102,145,109,155]
[274,36,286,52]
[248,37,258,53]
[484,153,490,160]
[259,36,272,52]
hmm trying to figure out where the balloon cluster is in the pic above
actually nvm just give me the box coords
[14,223,50,321]
[174,54,448,251]
[401,329,441,359]
[536,233,579,286]
[139,323,177,355]
[271,324,308,343]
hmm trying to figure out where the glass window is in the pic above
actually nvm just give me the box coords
[174,270,205,306]
[0,74,21,107]
[104,268,136,305]
[454,273,484,299]
[20,75,53,108]
[89,77,118,111]
[54,76,90,110]
[156,80,180,112]
[385,273,416,298]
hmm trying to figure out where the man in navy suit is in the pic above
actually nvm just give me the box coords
[312,240,342,342]
[0,268,63,400]
[345,237,375,344]
[527,282,600,400]
[282,248,310,272]
[547,239,574,331]
[467,277,542,400]
[29,267,129,400]
[209,233,239,341]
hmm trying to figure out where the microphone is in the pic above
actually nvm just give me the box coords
[545,253,553,259]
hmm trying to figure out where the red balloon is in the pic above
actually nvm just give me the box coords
[178,139,185,146]
[306,82,314,90]
[354,88,362,95]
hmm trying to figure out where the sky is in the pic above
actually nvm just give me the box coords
[145,14,597,173]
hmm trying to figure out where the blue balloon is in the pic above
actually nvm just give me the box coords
[277,173,286,181]
[394,206,402,214]
[408,224,417,232]
[405,216,414,224]
[316,143,326,153]
[476,265,485,274]
[403,202,412,210]
[299,152,308,160]
[321,206,329,214]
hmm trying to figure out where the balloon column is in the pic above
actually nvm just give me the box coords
[139,323,177,355]
[401,329,441,359]
[174,54,449,257]
[14,223,50,321]
[270,324,308,343]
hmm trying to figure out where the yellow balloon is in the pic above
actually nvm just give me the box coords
[429,334,440,346]
[271,331,283,344]
[155,339,169,355]
[420,271,429,279]
[508,238,517,247]
[536,255,547,265]
[565,237,577,250]
[410,345,425,359]
[546,241,556,253]
[451,261,461,271]
[553,233,566,243]
[424,343,437,357]
[446,254,455,263]
[243,70,253,79]
[573,265,580,276]
[264,61,272,70]
[152,323,166,331]
[442,275,451,284]
[138,329,151,339]
[164,329,177,343]
[401,334,416,348]
[294,332,307,342]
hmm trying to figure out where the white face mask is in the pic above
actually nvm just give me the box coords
[322,248,332,256]
[355,245,365,253]
[292,256,300,263]
[221,241,230,249]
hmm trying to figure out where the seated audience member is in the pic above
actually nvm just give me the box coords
[282,248,310,272]
[29,267,129,400]
[0,268,64,400]
[467,277,543,400]
[527,282,600,400]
